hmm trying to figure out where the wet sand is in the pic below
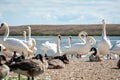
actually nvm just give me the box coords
[9,58,120,80]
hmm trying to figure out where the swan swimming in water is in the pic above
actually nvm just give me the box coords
[0,22,33,57]
[22,26,37,54]
[110,41,120,58]
[62,36,72,52]
[97,19,112,57]
[66,36,96,56]
[42,35,62,57]
[73,31,88,45]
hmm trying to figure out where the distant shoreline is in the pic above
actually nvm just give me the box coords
[0,24,120,36]
[1,34,120,36]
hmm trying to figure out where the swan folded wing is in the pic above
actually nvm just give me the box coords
[4,38,28,47]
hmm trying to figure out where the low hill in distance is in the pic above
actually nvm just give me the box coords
[0,24,120,36]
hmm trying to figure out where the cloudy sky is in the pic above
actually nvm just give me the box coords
[0,0,120,26]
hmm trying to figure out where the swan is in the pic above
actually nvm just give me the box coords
[0,22,33,57]
[62,36,72,52]
[66,36,96,56]
[110,41,120,57]
[42,35,62,57]
[22,26,37,54]
[97,19,112,57]
[73,31,88,45]
[0,55,10,80]
[40,41,57,56]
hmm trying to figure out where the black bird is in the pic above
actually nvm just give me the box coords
[89,47,101,62]
[0,55,10,80]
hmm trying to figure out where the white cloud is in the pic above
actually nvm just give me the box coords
[0,0,120,25]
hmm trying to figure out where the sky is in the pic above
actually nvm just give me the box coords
[0,0,120,26]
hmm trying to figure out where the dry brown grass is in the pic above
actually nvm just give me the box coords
[0,24,120,36]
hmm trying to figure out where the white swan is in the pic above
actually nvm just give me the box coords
[62,36,72,52]
[98,19,112,56]
[110,41,120,55]
[0,22,33,57]
[42,35,62,57]
[40,41,57,55]
[22,26,37,54]
[66,36,96,55]
[73,31,88,45]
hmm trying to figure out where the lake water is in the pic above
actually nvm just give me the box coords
[1,36,120,55]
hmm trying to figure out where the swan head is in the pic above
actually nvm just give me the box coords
[69,36,72,40]
[23,31,26,36]
[27,26,31,31]
[102,19,105,25]
[78,31,88,39]
[86,36,96,46]
[57,34,61,40]
[0,22,8,29]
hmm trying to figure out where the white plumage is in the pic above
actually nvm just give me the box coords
[98,19,112,56]
[110,41,120,55]
[0,22,33,57]
[40,35,61,57]
[67,36,96,55]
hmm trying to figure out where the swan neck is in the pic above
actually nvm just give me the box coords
[24,33,26,41]
[29,40,35,50]
[87,37,96,46]
[4,25,9,41]
[102,21,106,37]
[79,33,86,43]
[28,27,31,40]
[68,37,71,47]
[57,37,61,56]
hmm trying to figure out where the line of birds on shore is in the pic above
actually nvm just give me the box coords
[0,19,120,80]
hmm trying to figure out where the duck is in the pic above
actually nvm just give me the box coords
[9,54,48,80]
[89,47,101,62]
[0,55,10,80]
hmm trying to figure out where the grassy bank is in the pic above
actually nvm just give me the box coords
[0,24,120,36]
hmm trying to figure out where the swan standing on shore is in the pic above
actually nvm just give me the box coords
[0,22,33,57]
[98,19,112,57]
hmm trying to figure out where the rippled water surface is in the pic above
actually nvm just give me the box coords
[0,36,120,54]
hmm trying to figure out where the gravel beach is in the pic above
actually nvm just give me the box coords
[9,58,120,80]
